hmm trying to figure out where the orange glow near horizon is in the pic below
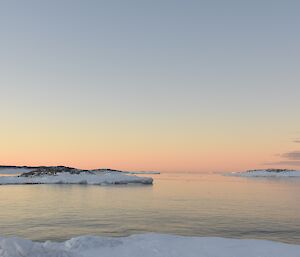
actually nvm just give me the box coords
[1,118,299,172]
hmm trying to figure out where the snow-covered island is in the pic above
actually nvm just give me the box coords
[0,166,153,185]
[229,169,300,177]
[0,233,300,257]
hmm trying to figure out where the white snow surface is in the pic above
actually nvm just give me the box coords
[0,171,153,185]
[229,170,300,177]
[0,234,299,257]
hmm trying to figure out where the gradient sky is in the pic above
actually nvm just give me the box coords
[1,0,300,172]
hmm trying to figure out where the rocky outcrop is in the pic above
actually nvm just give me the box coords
[19,166,92,177]
[2,165,148,177]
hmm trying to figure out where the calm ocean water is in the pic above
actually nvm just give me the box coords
[0,173,299,244]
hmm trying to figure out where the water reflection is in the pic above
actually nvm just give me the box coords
[0,173,299,244]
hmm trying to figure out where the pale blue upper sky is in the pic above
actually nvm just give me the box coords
[0,1,299,171]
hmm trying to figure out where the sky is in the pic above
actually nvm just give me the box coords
[0,0,300,172]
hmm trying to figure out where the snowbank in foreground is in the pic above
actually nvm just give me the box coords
[0,172,153,185]
[229,170,300,177]
[0,234,299,257]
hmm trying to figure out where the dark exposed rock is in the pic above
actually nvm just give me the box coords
[91,168,123,173]
[19,166,93,177]
[1,165,127,177]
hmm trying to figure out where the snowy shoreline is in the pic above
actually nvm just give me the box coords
[0,166,154,185]
[0,171,153,185]
[0,233,299,257]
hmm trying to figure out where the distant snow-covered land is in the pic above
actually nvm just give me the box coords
[0,166,153,185]
[0,234,299,257]
[228,169,300,177]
